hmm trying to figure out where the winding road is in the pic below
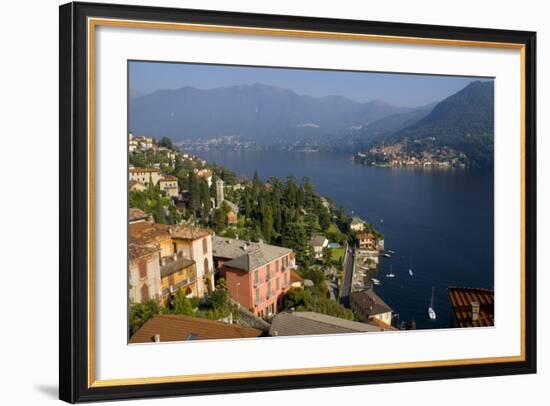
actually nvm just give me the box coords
[340,245,355,308]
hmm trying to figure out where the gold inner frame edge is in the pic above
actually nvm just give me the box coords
[86,17,527,388]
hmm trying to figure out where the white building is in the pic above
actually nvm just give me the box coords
[129,167,162,185]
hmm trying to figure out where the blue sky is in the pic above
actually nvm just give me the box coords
[129,61,491,107]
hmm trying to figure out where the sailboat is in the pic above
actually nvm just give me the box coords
[386,265,396,278]
[428,286,437,320]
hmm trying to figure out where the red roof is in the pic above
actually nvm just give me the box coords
[130,314,262,343]
[448,287,494,327]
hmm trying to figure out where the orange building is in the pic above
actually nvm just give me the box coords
[128,215,215,303]
[357,232,376,250]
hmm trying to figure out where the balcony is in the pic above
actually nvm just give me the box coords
[162,276,197,297]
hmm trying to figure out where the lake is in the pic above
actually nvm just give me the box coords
[195,149,494,330]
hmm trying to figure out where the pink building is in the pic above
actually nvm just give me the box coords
[213,237,295,320]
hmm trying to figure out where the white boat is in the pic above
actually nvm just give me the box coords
[409,269,414,276]
[387,250,395,254]
[428,286,437,320]
[380,218,384,223]
[382,253,391,258]
[371,278,381,285]
[386,265,395,278]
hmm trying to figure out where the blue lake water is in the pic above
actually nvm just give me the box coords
[196,149,494,329]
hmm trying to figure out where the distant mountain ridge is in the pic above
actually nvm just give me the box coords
[382,81,494,166]
[129,83,416,143]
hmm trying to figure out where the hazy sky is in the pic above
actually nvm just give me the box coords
[129,61,491,107]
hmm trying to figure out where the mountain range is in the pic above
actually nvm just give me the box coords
[129,83,418,143]
[381,81,494,166]
[129,80,494,165]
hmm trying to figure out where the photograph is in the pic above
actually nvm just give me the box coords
[127,61,495,343]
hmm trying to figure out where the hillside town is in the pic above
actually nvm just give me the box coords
[354,140,468,168]
[127,132,494,343]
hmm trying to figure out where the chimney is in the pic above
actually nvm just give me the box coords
[173,253,178,261]
[471,301,480,322]
[153,334,160,343]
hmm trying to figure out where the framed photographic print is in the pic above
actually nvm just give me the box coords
[59,1,537,403]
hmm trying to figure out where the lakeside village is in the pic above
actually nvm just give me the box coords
[128,133,494,343]
[353,139,468,169]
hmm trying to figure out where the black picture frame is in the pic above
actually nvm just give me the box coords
[59,1,537,403]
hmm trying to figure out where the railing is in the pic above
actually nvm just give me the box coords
[163,276,197,297]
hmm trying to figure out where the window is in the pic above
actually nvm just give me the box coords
[204,258,209,274]
[255,288,259,303]
[138,259,147,279]
[254,270,259,285]
[141,283,149,302]
[275,260,279,273]
[276,278,280,291]
[202,238,208,254]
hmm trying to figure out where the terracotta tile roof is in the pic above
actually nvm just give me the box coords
[448,287,494,327]
[129,243,160,262]
[128,207,148,222]
[129,167,160,173]
[129,314,262,343]
[129,180,145,188]
[269,311,383,337]
[129,222,172,245]
[160,175,178,182]
[169,224,212,240]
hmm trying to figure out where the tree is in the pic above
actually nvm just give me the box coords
[159,136,173,149]
[187,172,201,216]
[153,202,167,224]
[261,204,273,243]
[199,181,212,222]
[322,247,333,268]
[281,221,310,266]
[283,287,305,309]
[129,300,160,336]
[319,209,331,231]
[212,206,228,233]
[171,289,194,316]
